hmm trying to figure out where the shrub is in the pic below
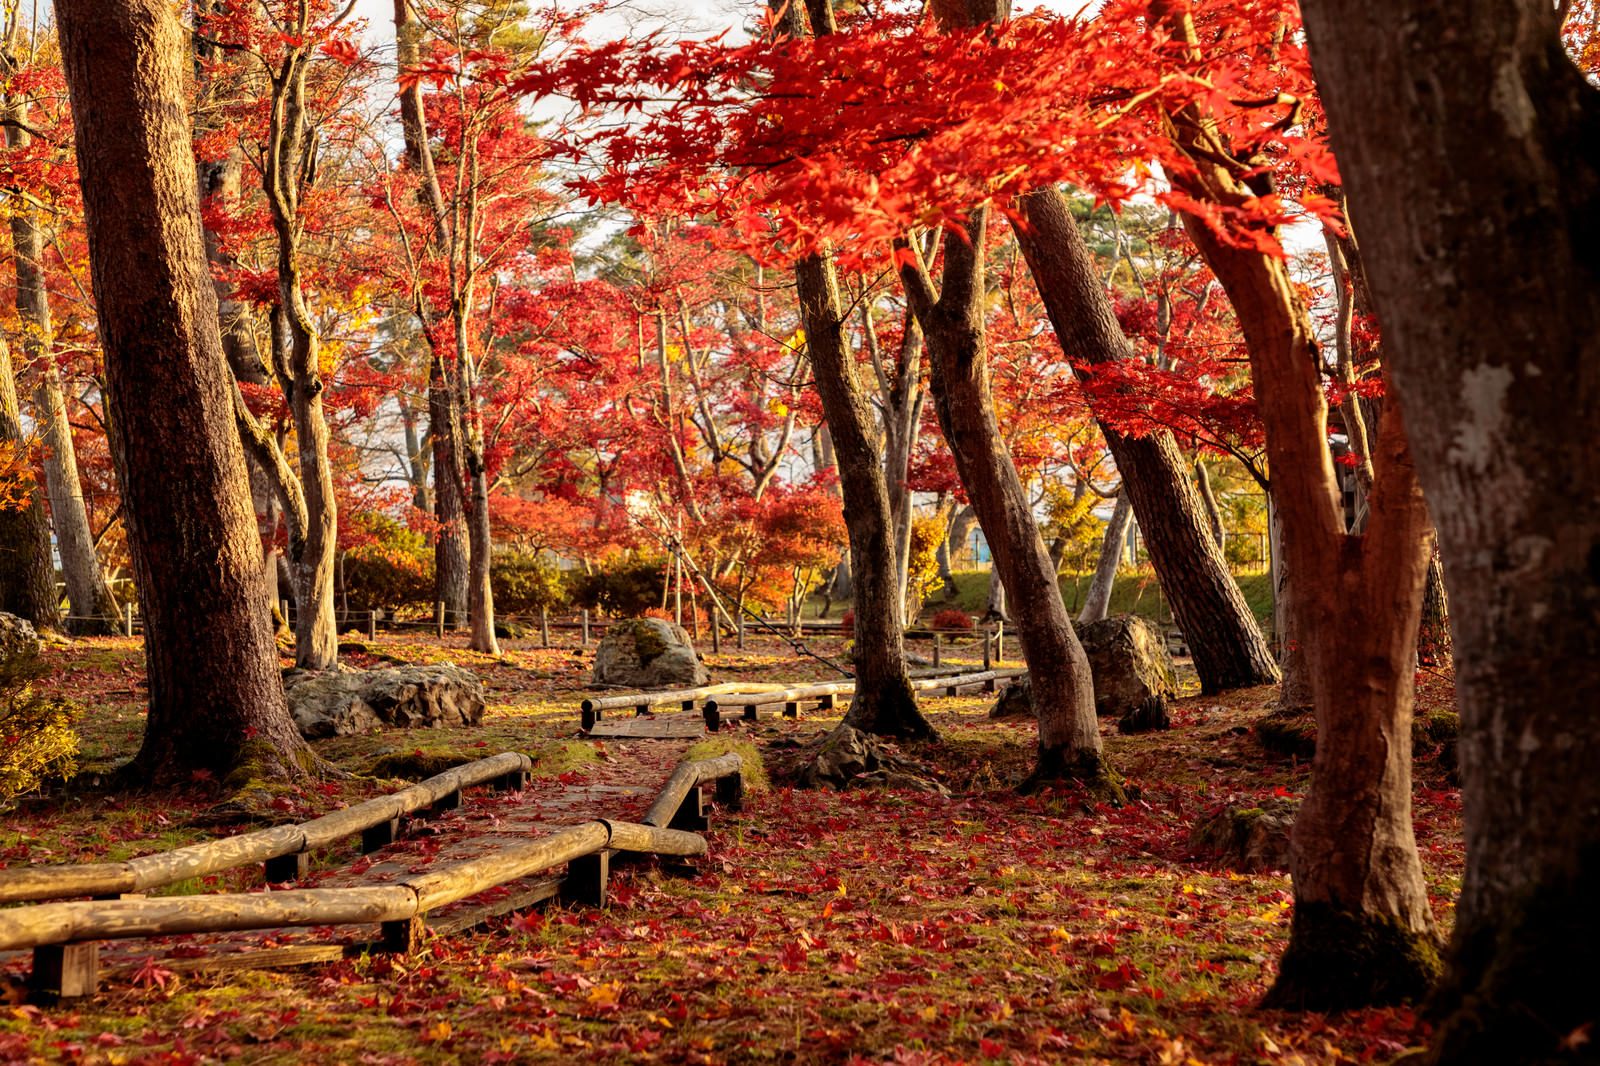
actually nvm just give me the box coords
[0,618,78,803]
[569,556,668,617]
[840,609,854,636]
[491,553,570,615]
[931,608,974,632]
[343,520,434,612]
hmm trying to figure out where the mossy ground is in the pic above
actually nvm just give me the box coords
[0,630,1465,1064]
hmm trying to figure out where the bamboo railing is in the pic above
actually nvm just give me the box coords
[700,668,1028,730]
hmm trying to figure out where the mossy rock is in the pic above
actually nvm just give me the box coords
[1189,796,1298,871]
[495,620,532,640]
[592,618,708,688]
[1255,707,1317,759]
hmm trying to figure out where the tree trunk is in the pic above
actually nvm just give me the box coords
[940,503,978,599]
[795,255,930,738]
[2,95,119,635]
[772,0,927,738]
[1012,187,1279,694]
[1268,492,1313,713]
[54,0,312,784]
[898,209,1110,790]
[983,565,1007,620]
[1299,2,1600,1056]
[1193,460,1226,554]
[1079,490,1132,623]
[0,335,59,631]
[1417,549,1449,666]
[455,321,499,657]
[1152,7,1441,1004]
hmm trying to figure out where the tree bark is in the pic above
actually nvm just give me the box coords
[2,85,119,635]
[1152,3,1441,1004]
[54,0,312,784]
[1268,492,1313,713]
[1079,490,1132,623]
[772,0,927,738]
[0,335,58,631]
[898,210,1110,789]
[1193,460,1226,553]
[1299,1,1600,1056]
[795,255,929,738]
[1012,187,1278,693]
[939,503,978,598]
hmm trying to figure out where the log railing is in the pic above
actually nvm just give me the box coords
[700,668,1027,730]
[5,752,746,999]
[0,752,535,905]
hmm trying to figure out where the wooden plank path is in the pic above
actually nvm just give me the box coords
[0,737,715,994]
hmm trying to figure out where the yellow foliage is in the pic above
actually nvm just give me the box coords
[0,634,79,804]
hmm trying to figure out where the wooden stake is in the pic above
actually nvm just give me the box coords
[367,610,377,641]
[581,609,590,645]
[668,789,709,832]
[737,613,745,649]
[540,607,550,648]
[123,602,134,638]
[702,703,720,733]
[264,852,309,884]
[715,772,746,811]
[362,819,400,854]
[435,601,445,639]
[933,633,942,666]
[31,942,97,1000]
[983,627,992,672]
[562,852,609,908]
[783,701,798,719]
[379,915,425,955]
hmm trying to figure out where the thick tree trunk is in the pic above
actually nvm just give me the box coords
[54,0,311,784]
[1152,9,1442,1004]
[3,100,119,635]
[795,255,930,738]
[1013,187,1278,694]
[1193,460,1226,553]
[1079,490,1132,623]
[899,209,1110,789]
[772,0,926,737]
[1299,2,1600,1057]
[0,336,58,631]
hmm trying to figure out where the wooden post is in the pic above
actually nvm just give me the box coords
[702,703,720,733]
[367,610,377,641]
[31,942,97,1000]
[783,701,798,719]
[933,632,942,667]
[715,772,746,811]
[429,789,462,818]
[581,707,597,732]
[496,769,530,792]
[264,852,309,884]
[123,602,134,638]
[742,704,757,721]
[362,819,400,854]
[736,613,745,650]
[379,915,425,955]
[710,616,721,655]
[996,622,1004,663]
[562,851,609,908]
[669,788,709,832]
[435,601,445,639]
[540,607,550,648]
[581,609,590,645]
[280,598,290,626]
[983,626,992,672]
[819,693,835,710]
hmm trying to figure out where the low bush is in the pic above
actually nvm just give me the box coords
[0,618,78,803]
[930,608,974,632]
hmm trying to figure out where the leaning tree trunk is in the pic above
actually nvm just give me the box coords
[454,319,499,657]
[772,0,928,738]
[1079,490,1133,623]
[3,105,120,635]
[1268,492,1313,713]
[0,336,59,632]
[1012,187,1279,694]
[1298,1,1600,1058]
[1153,4,1442,1004]
[796,255,930,738]
[54,0,312,784]
[898,208,1111,790]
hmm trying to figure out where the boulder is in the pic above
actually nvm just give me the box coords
[988,676,1034,720]
[284,664,486,738]
[591,618,708,689]
[846,769,952,797]
[1077,615,1177,717]
[0,613,43,664]
[1188,796,1299,872]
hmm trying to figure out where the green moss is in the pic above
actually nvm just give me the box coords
[1263,902,1443,1011]
[361,748,475,780]
[612,620,670,665]
[1428,844,1600,1066]
[684,739,769,793]
[1412,709,1459,746]
[525,739,602,777]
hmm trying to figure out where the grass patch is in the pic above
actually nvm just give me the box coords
[684,738,770,793]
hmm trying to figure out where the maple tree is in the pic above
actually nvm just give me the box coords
[1301,0,1600,1056]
